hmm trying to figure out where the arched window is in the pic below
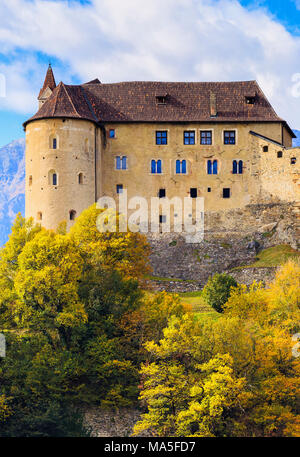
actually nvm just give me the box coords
[207,160,212,175]
[78,173,83,184]
[238,160,243,174]
[151,160,156,174]
[116,156,127,170]
[157,160,162,174]
[48,170,58,186]
[151,160,162,174]
[176,160,187,174]
[233,160,238,174]
[29,175,33,186]
[37,212,42,221]
[213,160,218,174]
[69,210,77,221]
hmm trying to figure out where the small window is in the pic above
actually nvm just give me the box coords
[233,160,243,174]
[207,160,218,175]
[151,160,162,174]
[224,131,236,145]
[277,151,283,158]
[159,215,167,223]
[156,95,167,105]
[116,156,127,170]
[291,157,296,165]
[207,187,211,192]
[156,131,168,145]
[37,212,42,221]
[263,146,269,152]
[184,131,195,145]
[223,188,231,198]
[116,184,123,194]
[48,170,58,186]
[78,173,83,184]
[69,210,77,221]
[245,96,255,104]
[200,131,212,145]
[29,175,33,186]
[190,188,197,198]
[176,159,187,174]
[53,138,57,149]
[158,188,166,198]
[109,129,115,139]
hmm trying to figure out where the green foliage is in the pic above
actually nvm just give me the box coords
[134,261,300,437]
[0,210,184,435]
[202,273,238,313]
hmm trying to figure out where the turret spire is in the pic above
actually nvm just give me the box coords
[38,64,57,108]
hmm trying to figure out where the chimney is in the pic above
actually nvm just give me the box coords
[210,92,217,117]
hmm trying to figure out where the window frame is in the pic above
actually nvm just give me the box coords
[200,130,213,145]
[183,130,196,145]
[223,130,236,145]
[116,184,123,194]
[109,129,116,139]
[156,130,168,145]
[175,159,187,175]
[150,159,163,174]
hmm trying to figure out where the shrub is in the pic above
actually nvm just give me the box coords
[202,273,238,313]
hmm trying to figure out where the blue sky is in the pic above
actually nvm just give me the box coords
[1,0,300,148]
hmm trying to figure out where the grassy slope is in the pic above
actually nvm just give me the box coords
[234,245,300,270]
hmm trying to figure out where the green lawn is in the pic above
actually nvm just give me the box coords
[177,290,219,318]
[234,244,300,269]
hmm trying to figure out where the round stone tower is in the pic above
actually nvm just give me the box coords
[24,66,99,230]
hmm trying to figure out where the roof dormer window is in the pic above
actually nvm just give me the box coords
[155,93,168,105]
[245,96,256,105]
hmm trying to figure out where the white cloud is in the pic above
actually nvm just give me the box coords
[0,0,300,127]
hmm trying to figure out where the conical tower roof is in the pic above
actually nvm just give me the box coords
[38,64,56,98]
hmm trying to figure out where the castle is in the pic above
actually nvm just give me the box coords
[24,65,299,236]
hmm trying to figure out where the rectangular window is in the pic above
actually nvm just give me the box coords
[156,131,168,145]
[116,156,127,170]
[53,138,57,149]
[158,188,166,198]
[184,131,195,145]
[159,215,167,223]
[109,129,115,139]
[200,130,212,145]
[224,131,236,145]
[207,187,211,192]
[223,188,231,198]
[190,188,197,198]
[116,184,123,194]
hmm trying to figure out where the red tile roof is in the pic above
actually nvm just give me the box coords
[38,64,56,98]
[25,79,294,136]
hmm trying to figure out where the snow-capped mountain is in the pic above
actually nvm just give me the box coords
[0,139,25,247]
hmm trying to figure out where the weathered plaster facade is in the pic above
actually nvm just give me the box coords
[24,67,299,233]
